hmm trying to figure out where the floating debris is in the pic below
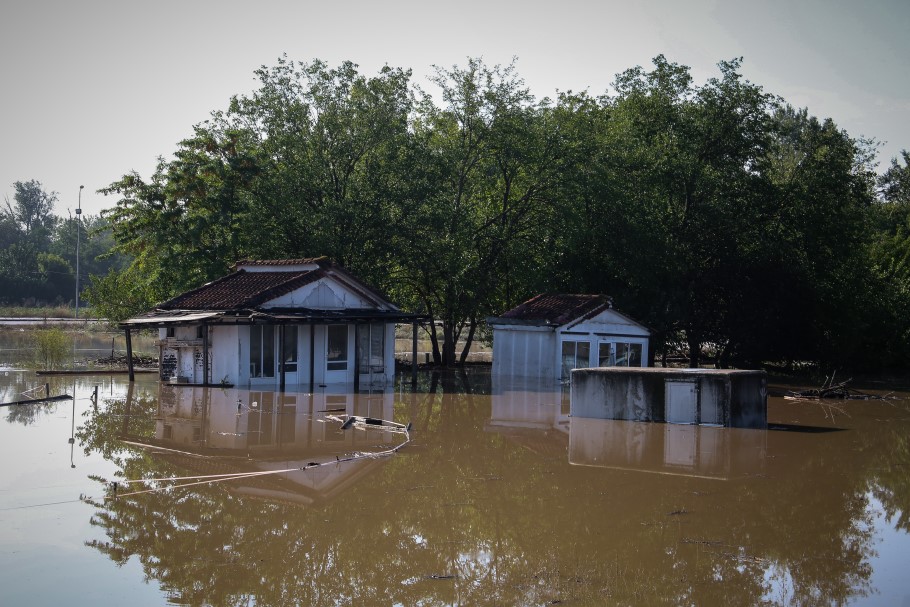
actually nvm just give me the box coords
[785,378,894,401]
[108,415,412,500]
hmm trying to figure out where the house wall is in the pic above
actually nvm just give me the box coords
[490,309,650,382]
[212,325,240,385]
[264,279,374,310]
[161,319,397,388]
[158,326,207,383]
[491,327,557,379]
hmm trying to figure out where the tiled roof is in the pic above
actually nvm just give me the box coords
[159,269,323,311]
[497,294,612,326]
[231,257,327,268]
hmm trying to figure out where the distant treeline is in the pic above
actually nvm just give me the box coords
[1,180,126,311]
[88,55,909,370]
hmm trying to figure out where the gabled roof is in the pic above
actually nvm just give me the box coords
[122,258,427,326]
[156,257,397,312]
[159,269,322,311]
[489,294,613,327]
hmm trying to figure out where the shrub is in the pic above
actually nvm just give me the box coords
[33,327,70,370]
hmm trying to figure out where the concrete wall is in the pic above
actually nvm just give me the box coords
[570,368,767,429]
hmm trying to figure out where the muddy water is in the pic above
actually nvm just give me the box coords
[1,370,909,606]
[0,327,158,368]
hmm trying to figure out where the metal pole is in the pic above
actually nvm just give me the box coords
[75,185,84,318]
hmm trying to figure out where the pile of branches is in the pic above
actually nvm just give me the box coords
[786,377,890,401]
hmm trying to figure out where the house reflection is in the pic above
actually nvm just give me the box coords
[122,384,399,505]
[488,376,766,479]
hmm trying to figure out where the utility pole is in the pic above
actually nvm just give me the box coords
[75,185,84,318]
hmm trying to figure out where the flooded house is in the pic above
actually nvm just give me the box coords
[487,294,651,382]
[121,257,422,389]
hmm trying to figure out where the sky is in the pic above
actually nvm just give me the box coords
[1,0,908,217]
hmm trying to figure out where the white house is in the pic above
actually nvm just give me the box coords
[121,257,423,389]
[487,294,650,382]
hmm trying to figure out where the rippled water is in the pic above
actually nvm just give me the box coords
[1,369,909,606]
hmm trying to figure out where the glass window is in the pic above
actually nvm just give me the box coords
[599,341,644,367]
[628,343,643,367]
[283,326,298,373]
[250,325,275,378]
[615,342,630,366]
[598,342,614,366]
[357,323,385,369]
[561,340,591,378]
[327,325,348,371]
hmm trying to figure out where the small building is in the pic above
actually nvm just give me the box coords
[121,257,423,389]
[570,368,767,429]
[487,294,650,382]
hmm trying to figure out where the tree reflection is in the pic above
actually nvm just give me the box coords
[868,399,910,532]
[75,376,900,606]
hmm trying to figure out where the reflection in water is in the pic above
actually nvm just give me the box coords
[65,370,910,605]
[569,418,767,480]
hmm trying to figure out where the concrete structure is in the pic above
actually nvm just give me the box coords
[487,294,650,382]
[121,258,424,389]
[570,367,767,429]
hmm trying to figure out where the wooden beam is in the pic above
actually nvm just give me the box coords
[279,324,286,391]
[411,321,418,387]
[202,323,209,386]
[353,324,360,392]
[125,327,135,382]
[309,323,315,392]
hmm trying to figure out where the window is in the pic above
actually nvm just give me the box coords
[196,325,204,339]
[598,342,615,367]
[357,323,385,369]
[561,340,591,378]
[250,325,275,378]
[327,325,348,371]
[166,327,175,338]
[282,326,298,373]
[599,341,644,367]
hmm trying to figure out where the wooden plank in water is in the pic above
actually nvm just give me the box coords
[0,394,72,408]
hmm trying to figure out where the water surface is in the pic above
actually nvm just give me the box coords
[1,370,909,606]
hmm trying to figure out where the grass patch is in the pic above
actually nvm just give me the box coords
[0,305,93,319]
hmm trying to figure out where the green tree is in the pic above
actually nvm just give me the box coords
[0,180,60,304]
[393,59,558,365]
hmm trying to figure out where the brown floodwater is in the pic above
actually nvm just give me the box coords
[1,368,909,606]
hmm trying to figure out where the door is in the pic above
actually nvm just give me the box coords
[325,324,351,383]
[665,380,698,424]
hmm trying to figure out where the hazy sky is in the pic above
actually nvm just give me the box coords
[2,0,908,217]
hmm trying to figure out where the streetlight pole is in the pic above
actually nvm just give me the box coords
[75,185,84,319]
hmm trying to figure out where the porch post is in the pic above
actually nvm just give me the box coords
[353,323,361,392]
[309,322,316,393]
[279,324,286,391]
[125,326,135,382]
[411,320,418,387]
[202,323,209,386]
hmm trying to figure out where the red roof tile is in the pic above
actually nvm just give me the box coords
[498,294,612,326]
[159,269,324,311]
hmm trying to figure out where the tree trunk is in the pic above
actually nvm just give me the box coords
[442,320,457,367]
[687,330,701,368]
[458,316,478,365]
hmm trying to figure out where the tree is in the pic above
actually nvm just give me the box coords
[0,180,60,304]
[392,59,558,365]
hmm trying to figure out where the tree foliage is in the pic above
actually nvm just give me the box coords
[92,55,907,370]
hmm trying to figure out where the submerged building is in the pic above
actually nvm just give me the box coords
[487,294,651,382]
[122,257,422,389]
